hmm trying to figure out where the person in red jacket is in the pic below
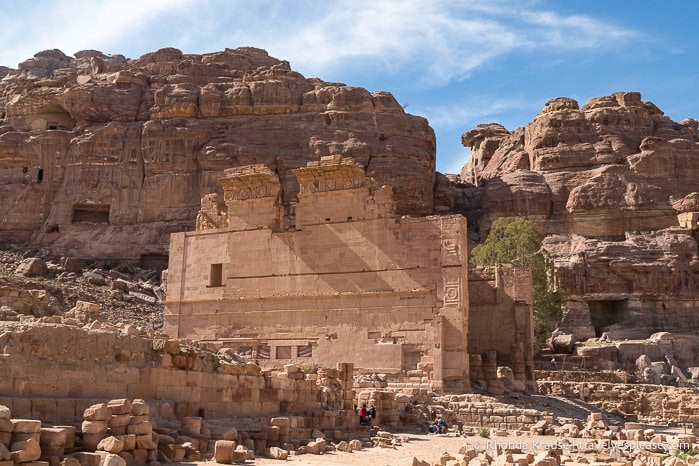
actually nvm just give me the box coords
[358,404,369,425]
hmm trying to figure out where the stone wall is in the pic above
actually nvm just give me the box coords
[0,323,358,426]
[467,266,535,390]
[0,285,54,317]
[538,380,699,422]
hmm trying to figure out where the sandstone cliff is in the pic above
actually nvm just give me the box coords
[0,47,435,261]
[457,92,699,341]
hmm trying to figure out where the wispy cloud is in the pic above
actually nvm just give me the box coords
[0,0,640,88]
[417,95,532,131]
[441,149,472,176]
[246,0,640,85]
[0,0,195,67]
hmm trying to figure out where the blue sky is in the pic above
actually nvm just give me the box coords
[1,0,697,174]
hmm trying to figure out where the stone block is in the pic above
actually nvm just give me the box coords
[108,415,130,429]
[67,452,102,466]
[21,462,49,466]
[116,451,133,465]
[0,432,10,447]
[97,436,124,454]
[135,434,156,450]
[10,438,41,462]
[262,426,280,442]
[306,439,326,455]
[61,457,81,466]
[129,400,149,417]
[82,421,108,434]
[0,420,11,433]
[180,417,201,436]
[131,449,147,464]
[93,452,126,466]
[56,400,76,424]
[222,427,238,441]
[83,404,111,422]
[214,440,236,463]
[0,407,9,420]
[11,419,41,433]
[232,449,249,463]
[268,446,288,459]
[0,444,8,460]
[40,428,67,446]
[126,423,151,436]
[107,400,132,416]
[12,399,31,419]
[31,399,57,422]
[109,426,127,436]
[41,445,64,458]
[128,415,149,425]
[117,435,136,451]
[12,432,40,444]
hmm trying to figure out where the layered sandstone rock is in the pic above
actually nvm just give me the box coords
[457,92,699,342]
[0,47,435,260]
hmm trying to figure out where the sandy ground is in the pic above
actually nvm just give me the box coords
[190,430,625,466]
[189,423,687,466]
[192,431,471,466]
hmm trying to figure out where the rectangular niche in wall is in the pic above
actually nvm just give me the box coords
[276,346,292,359]
[209,263,223,287]
[72,204,110,224]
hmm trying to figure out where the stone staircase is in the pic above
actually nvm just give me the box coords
[524,394,626,425]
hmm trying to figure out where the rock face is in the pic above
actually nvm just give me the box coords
[0,47,435,260]
[457,92,699,341]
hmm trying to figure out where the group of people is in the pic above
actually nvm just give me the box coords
[430,416,448,434]
[354,403,376,426]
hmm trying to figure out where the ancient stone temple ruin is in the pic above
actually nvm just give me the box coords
[165,156,535,392]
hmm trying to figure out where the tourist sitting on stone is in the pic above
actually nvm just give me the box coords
[438,417,448,434]
[358,404,370,425]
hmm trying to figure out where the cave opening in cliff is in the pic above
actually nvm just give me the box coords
[37,168,44,183]
[71,204,110,224]
[588,299,631,337]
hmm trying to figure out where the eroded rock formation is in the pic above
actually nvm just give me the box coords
[457,92,699,343]
[0,47,435,261]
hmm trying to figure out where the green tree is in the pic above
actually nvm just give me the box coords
[471,217,562,349]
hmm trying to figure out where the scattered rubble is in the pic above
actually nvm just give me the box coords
[0,249,163,329]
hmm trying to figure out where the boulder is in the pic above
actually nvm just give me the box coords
[268,446,288,460]
[306,439,326,455]
[551,334,575,354]
[15,258,48,277]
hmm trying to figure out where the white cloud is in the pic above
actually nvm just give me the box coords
[441,149,472,175]
[1,0,640,88]
[237,0,640,86]
[0,0,196,67]
[417,96,530,131]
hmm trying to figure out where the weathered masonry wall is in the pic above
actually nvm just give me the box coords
[468,265,535,388]
[165,157,471,391]
[0,324,355,424]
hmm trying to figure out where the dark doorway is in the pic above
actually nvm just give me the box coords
[588,299,630,337]
[72,204,110,224]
